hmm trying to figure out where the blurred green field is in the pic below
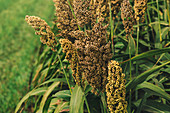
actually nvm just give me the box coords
[0,0,54,112]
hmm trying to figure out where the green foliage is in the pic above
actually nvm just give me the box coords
[15,0,170,113]
[0,0,54,112]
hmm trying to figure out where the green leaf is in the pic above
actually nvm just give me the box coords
[114,48,170,63]
[136,82,170,100]
[101,93,107,113]
[84,85,92,94]
[143,100,170,113]
[70,85,85,113]
[125,36,136,55]
[126,61,170,92]
[149,21,169,26]
[52,90,71,101]
[161,27,170,38]
[15,87,47,113]
[133,100,170,113]
[38,78,67,87]
[136,93,147,113]
[54,102,69,113]
[37,82,60,113]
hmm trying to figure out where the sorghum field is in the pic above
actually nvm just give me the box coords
[0,0,54,112]
[1,0,170,113]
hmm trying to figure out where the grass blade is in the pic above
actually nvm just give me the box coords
[136,81,170,100]
[37,82,60,113]
[143,100,170,113]
[52,90,71,101]
[15,87,47,113]
[126,61,170,92]
[54,102,69,113]
[121,47,170,63]
[70,85,84,113]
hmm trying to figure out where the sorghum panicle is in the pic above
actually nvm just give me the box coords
[96,0,123,21]
[72,22,112,94]
[25,15,57,51]
[106,60,127,113]
[134,0,148,22]
[73,0,92,28]
[121,0,134,37]
[111,0,123,19]
[59,39,82,85]
[53,0,78,40]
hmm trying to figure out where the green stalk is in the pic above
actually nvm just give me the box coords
[147,5,155,42]
[164,0,167,22]
[156,0,162,48]
[57,55,72,94]
[129,35,132,112]
[136,20,139,57]
[135,20,140,100]
[168,0,170,26]
[109,1,114,55]
[84,96,91,113]
[145,11,151,50]
[168,0,170,39]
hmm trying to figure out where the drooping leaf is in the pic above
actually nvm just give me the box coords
[126,61,170,92]
[37,82,60,113]
[52,90,71,101]
[15,87,47,113]
[122,48,170,63]
[133,100,170,113]
[70,85,84,113]
[54,102,69,113]
[143,100,170,113]
[136,82,170,100]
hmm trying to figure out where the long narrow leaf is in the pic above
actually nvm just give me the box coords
[70,85,84,113]
[54,102,69,113]
[126,61,170,92]
[37,82,60,113]
[143,100,170,113]
[15,87,47,113]
[122,47,170,63]
[136,82,170,100]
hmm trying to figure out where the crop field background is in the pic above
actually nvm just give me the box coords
[0,0,54,112]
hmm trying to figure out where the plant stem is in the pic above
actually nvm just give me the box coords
[84,96,91,113]
[109,1,114,55]
[57,55,72,94]
[129,35,132,112]
[135,20,139,100]
[156,0,162,48]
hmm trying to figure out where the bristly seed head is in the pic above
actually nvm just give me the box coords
[25,15,57,51]
[106,60,127,113]
[121,0,134,38]
[134,0,148,22]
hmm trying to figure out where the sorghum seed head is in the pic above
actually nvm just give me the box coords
[59,39,83,86]
[25,15,57,51]
[121,0,134,37]
[134,0,148,22]
[106,60,127,113]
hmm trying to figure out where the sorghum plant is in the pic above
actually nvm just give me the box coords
[15,0,170,113]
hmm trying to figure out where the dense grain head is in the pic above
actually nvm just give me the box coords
[121,0,134,37]
[71,22,112,94]
[25,15,57,51]
[95,0,123,21]
[106,60,127,113]
[53,0,78,40]
[134,0,148,22]
[59,38,83,86]
[73,0,93,27]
